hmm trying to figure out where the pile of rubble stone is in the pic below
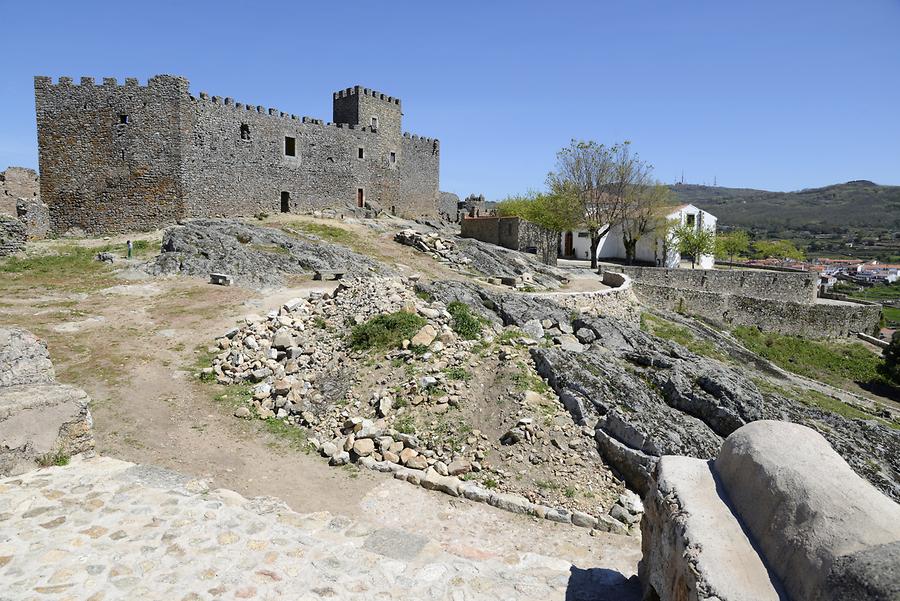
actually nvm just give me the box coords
[394,228,570,290]
[204,274,644,534]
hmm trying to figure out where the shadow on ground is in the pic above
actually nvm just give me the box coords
[566,565,641,601]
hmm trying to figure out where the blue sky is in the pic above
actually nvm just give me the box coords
[1,0,898,199]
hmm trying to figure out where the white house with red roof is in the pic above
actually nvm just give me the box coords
[559,203,717,268]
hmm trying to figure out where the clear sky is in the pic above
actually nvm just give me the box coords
[1,0,898,199]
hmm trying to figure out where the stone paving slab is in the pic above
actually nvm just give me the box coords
[0,455,640,600]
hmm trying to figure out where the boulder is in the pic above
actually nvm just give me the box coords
[410,324,437,347]
[0,328,55,387]
[639,455,784,601]
[715,421,900,601]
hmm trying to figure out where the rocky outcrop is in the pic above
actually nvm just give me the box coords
[715,421,900,601]
[0,327,94,475]
[639,455,785,601]
[148,219,384,287]
[640,421,900,601]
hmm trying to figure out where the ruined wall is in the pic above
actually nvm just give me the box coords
[461,216,502,246]
[617,265,818,304]
[16,199,50,240]
[532,272,640,325]
[631,282,881,338]
[0,216,26,256]
[35,76,190,235]
[35,77,440,233]
[399,134,440,217]
[0,167,40,217]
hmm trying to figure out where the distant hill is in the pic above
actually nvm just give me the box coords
[669,180,900,233]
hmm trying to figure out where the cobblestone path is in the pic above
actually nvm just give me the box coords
[0,456,640,600]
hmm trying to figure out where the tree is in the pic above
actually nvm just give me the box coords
[715,230,750,266]
[496,187,581,265]
[621,182,669,265]
[547,140,623,269]
[672,221,716,269]
[753,239,805,261]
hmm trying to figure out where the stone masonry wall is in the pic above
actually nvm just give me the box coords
[632,282,881,338]
[16,198,50,240]
[617,265,818,304]
[35,75,190,235]
[35,77,440,234]
[0,216,26,256]
[0,167,40,217]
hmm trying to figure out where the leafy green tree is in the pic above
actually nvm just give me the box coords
[753,239,805,261]
[548,140,652,269]
[716,230,751,266]
[496,187,582,265]
[672,221,716,269]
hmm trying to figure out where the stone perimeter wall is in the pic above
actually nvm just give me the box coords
[527,272,640,325]
[617,265,818,304]
[0,216,27,256]
[630,280,880,338]
[35,76,440,234]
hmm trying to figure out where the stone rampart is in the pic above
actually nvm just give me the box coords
[611,265,879,338]
[617,265,817,303]
[525,272,640,325]
[35,76,440,234]
[632,281,880,338]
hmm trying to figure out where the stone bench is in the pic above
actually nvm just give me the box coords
[209,272,234,286]
[640,420,900,601]
[313,270,344,281]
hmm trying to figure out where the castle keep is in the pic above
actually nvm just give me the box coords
[34,75,440,234]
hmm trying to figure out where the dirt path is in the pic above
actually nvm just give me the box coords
[0,231,640,573]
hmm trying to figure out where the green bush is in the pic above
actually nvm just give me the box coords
[447,301,484,340]
[349,311,426,350]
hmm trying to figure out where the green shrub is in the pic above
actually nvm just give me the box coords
[447,301,484,340]
[349,311,426,350]
[444,366,472,381]
[37,450,70,467]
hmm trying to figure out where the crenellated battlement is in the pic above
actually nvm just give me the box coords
[34,75,188,91]
[332,85,401,107]
[35,74,440,232]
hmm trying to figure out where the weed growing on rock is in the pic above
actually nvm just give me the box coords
[37,450,70,467]
[444,366,472,381]
[349,311,426,350]
[447,301,484,340]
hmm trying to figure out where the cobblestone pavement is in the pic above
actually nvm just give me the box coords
[0,456,640,600]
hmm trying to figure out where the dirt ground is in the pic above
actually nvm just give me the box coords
[0,216,640,571]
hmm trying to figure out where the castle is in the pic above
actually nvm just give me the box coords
[34,75,440,234]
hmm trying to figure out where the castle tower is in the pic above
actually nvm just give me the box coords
[332,86,401,138]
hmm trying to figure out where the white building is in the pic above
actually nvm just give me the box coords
[560,203,717,268]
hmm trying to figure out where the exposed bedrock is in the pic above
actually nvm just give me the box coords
[148,219,384,286]
[0,327,94,476]
[640,421,900,601]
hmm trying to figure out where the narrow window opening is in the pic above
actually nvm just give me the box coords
[240,123,251,140]
[284,136,296,157]
[389,151,396,165]
[371,117,378,129]
[357,188,364,208]
[358,147,364,159]
[280,191,290,213]
[686,214,696,228]
[118,114,129,124]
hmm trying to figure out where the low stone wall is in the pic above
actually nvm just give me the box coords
[632,281,881,338]
[0,215,26,256]
[526,273,640,325]
[616,265,818,303]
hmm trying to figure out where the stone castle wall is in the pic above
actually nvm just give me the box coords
[0,216,26,256]
[617,265,818,303]
[631,281,880,338]
[35,77,439,234]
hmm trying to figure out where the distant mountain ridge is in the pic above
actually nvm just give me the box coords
[669,180,900,232]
